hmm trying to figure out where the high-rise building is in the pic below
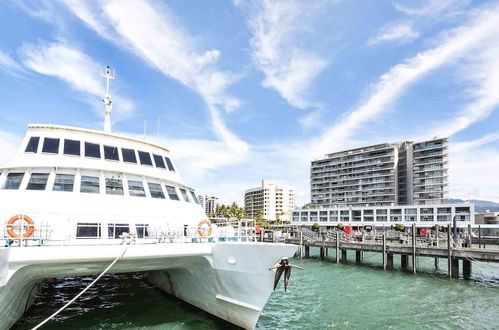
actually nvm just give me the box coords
[198,195,218,216]
[244,180,295,221]
[311,138,448,207]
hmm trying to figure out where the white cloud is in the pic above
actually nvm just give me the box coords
[20,41,134,122]
[0,50,24,76]
[394,0,464,16]
[450,133,499,201]
[313,6,499,157]
[239,0,328,109]
[0,130,21,167]
[60,0,249,166]
[368,23,420,45]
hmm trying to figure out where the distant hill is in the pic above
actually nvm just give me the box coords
[447,199,499,213]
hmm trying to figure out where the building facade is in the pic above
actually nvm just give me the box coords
[292,203,474,227]
[311,138,448,207]
[198,195,218,216]
[244,180,295,221]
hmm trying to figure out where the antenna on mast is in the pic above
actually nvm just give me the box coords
[101,65,115,133]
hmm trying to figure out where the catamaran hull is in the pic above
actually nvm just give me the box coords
[0,242,296,330]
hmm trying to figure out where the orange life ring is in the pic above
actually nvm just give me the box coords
[6,215,35,238]
[197,220,212,237]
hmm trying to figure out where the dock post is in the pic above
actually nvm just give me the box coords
[320,247,324,260]
[387,253,393,270]
[478,225,481,249]
[447,224,453,279]
[361,232,366,260]
[341,249,347,263]
[305,246,310,258]
[356,250,361,263]
[383,233,387,270]
[435,226,439,269]
[336,232,340,264]
[401,254,408,268]
[299,231,303,259]
[412,224,416,274]
[451,258,459,279]
[463,259,472,279]
[467,224,472,248]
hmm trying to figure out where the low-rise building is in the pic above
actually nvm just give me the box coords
[292,203,474,227]
[475,211,499,235]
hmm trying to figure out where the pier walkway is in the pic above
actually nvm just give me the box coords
[285,224,499,279]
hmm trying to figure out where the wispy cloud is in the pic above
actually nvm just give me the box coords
[20,41,134,122]
[0,130,21,167]
[0,50,24,76]
[238,0,329,109]
[368,23,420,45]
[313,5,499,157]
[60,0,248,164]
[394,0,465,16]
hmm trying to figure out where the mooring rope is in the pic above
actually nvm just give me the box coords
[32,246,129,330]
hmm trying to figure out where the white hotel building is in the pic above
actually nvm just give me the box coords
[244,180,295,222]
[311,138,448,207]
[197,194,218,216]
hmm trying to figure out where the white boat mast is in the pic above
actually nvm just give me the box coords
[101,65,115,133]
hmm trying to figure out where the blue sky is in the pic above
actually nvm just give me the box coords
[0,0,498,205]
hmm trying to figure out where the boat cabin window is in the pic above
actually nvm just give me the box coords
[108,223,129,239]
[85,142,101,159]
[80,175,100,193]
[42,138,60,154]
[135,224,149,238]
[148,182,165,199]
[106,178,124,195]
[190,191,200,204]
[180,188,190,202]
[165,157,175,171]
[64,139,80,156]
[76,222,101,239]
[25,137,40,153]
[165,185,180,201]
[53,174,75,192]
[153,154,166,169]
[121,148,137,163]
[104,146,120,161]
[138,151,153,166]
[26,173,49,190]
[2,173,24,190]
[128,180,145,197]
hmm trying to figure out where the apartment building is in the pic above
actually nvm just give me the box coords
[311,138,448,207]
[198,195,218,216]
[244,180,295,221]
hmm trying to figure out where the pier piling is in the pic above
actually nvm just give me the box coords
[463,259,472,278]
[451,258,459,279]
[336,232,339,264]
[401,254,408,268]
[387,253,393,270]
[356,250,361,263]
[341,249,347,263]
[412,224,417,274]
[447,224,452,279]
[305,246,310,258]
[382,233,387,270]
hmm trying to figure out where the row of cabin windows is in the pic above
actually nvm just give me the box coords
[1,171,199,204]
[76,223,149,239]
[25,136,175,172]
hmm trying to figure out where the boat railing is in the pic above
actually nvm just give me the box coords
[0,220,258,247]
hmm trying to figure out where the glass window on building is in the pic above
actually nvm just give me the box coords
[405,208,417,215]
[138,151,153,166]
[128,180,145,197]
[26,173,49,190]
[121,148,137,163]
[104,146,120,161]
[76,223,101,238]
[165,185,180,200]
[106,178,124,195]
[80,175,100,193]
[42,138,60,154]
[148,182,165,199]
[180,188,190,202]
[2,173,24,189]
[25,137,40,153]
[64,139,80,156]
[108,223,129,239]
[85,142,101,159]
[53,174,75,192]
[153,154,166,169]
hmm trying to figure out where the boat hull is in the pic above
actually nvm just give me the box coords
[0,242,296,329]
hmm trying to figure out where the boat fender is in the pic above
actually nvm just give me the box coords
[197,220,212,237]
[6,215,35,239]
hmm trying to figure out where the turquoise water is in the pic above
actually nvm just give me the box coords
[14,248,499,329]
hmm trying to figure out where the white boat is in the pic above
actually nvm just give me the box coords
[0,67,296,329]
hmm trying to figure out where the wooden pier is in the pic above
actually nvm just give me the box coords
[286,224,499,279]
